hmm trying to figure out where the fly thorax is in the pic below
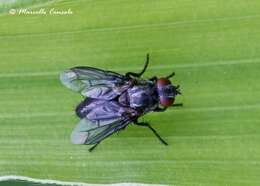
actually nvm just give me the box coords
[127,86,154,108]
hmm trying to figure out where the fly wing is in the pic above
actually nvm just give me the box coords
[60,67,129,98]
[71,117,131,145]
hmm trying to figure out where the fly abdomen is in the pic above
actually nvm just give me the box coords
[75,98,95,118]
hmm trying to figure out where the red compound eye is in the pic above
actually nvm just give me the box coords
[156,78,175,107]
[157,78,171,87]
[159,97,175,107]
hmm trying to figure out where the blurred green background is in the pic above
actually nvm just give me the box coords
[0,0,260,185]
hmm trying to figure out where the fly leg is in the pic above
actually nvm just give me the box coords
[166,72,175,79]
[88,142,100,152]
[150,72,175,81]
[155,104,183,111]
[133,120,168,145]
[172,103,183,107]
[154,107,167,112]
[125,53,149,78]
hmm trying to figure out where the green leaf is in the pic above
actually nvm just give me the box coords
[0,0,260,185]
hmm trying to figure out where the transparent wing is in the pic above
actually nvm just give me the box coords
[60,66,127,94]
[71,117,130,145]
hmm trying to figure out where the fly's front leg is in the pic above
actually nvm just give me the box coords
[153,106,167,112]
[166,72,175,79]
[125,53,149,78]
[172,103,183,107]
[155,104,183,111]
[133,120,168,145]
